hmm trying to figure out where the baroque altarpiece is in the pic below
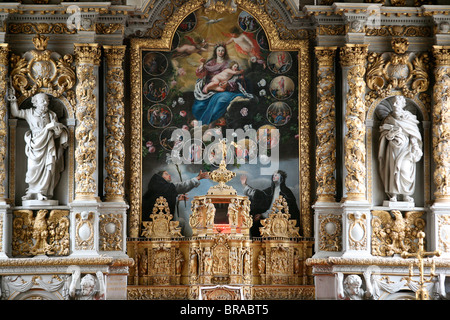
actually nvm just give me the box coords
[0,0,449,301]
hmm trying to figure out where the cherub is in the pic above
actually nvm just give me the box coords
[173,36,210,58]
[202,61,244,93]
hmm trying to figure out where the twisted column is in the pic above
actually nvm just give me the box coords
[340,44,369,201]
[74,43,101,201]
[315,47,337,202]
[0,44,8,202]
[103,45,126,203]
[432,46,450,203]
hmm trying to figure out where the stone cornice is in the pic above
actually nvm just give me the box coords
[0,256,134,267]
[306,256,450,268]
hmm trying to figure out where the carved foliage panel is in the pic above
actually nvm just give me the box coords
[99,213,123,252]
[371,210,425,257]
[12,209,70,257]
[75,211,95,251]
[319,214,342,252]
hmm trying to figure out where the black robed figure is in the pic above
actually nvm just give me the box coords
[240,170,300,237]
[142,170,209,221]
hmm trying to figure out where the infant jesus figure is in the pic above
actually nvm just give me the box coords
[202,61,244,93]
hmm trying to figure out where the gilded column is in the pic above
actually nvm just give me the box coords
[315,47,337,202]
[432,46,450,203]
[339,44,369,201]
[431,46,450,258]
[74,43,101,201]
[0,44,8,202]
[103,45,126,203]
[0,44,8,259]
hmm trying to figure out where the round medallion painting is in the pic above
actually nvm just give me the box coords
[143,52,168,76]
[238,11,260,33]
[266,102,292,126]
[144,78,169,103]
[148,104,172,128]
[269,76,295,100]
[267,51,292,74]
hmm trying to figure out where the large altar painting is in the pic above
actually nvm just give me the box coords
[139,8,300,237]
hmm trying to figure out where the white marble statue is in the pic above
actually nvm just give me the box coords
[378,95,422,202]
[69,269,105,300]
[337,272,373,300]
[8,91,69,202]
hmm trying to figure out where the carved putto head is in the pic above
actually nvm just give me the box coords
[32,34,49,51]
[391,38,409,55]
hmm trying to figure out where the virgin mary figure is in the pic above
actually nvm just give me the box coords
[192,43,254,126]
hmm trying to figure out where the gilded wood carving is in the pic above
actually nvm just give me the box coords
[12,209,70,257]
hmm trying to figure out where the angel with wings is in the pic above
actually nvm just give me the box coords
[223,32,266,68]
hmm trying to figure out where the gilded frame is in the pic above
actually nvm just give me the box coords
[129,0,312,238]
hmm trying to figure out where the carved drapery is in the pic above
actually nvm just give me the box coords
[0,44,8,201]
[103,45,126,203]
[74,44,101,201]
[340,44,369,201]
[432,46,450,202]
[315,47,337,202]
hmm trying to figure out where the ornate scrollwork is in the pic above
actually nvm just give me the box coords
[9,22,77,35]
[75,211,95,250]
[366,38,430,107]
[371,210,425,257]
[12,209,70,257]
[204,0,237,14]
[9,34,76,107]
[319,214,342,252]
[348,212,367,250]
[141,196,183,238]
[99,213,123,251]
[259,196,300,238]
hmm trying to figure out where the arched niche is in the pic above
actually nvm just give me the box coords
[12,92,74,206]
[367,94,429,208]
